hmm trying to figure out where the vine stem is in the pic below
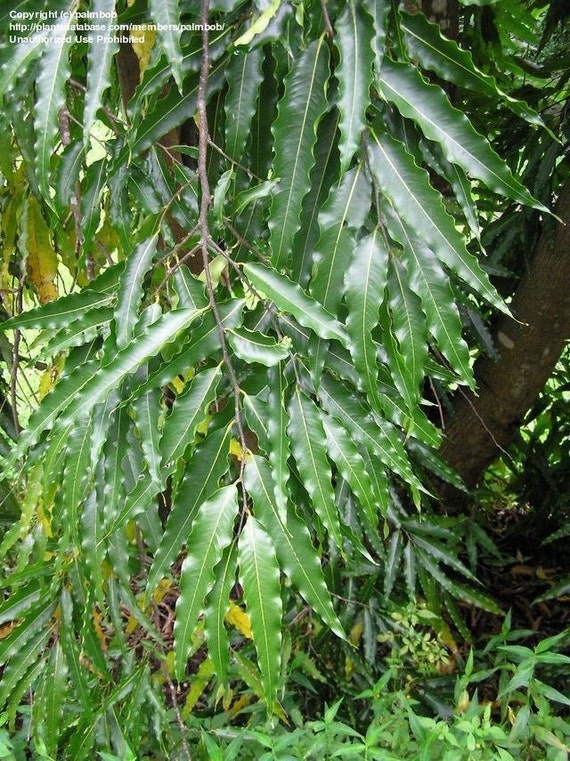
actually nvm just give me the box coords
[197,0,249,498]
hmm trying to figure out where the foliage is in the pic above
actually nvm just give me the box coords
[0,0,568,756]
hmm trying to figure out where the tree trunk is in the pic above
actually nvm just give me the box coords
[439,178,570,492]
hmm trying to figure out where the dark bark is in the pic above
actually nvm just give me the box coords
[439,178,570,493]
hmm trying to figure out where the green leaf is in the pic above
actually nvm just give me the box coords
[417,550,502,614]
[147,425,232,594]
[131,385,163,488]
[310,166,371,314]
[244,455,345,640]
[384,531,403,600]
[0,628,51,714]
[319,374,422,501]
[125,60,224,160]
[243,263,348,346]
[334,1,375,170]
[238,515,282,708]
[322,413,381,531]
[224,47,264,160]
[98,403,130,530]
[0,27,46,99]
[80,488,106,600]
[150,0,184,91]
[288,389,342,548]
[60,414,94,540]
[269,38,330,268]
[81,157,107,253]
[381,257,427,411]
[40,642,67,757]
[138,300,244,394]
[0,290,113,331]
[172,264,209,311]
[204,542,237,683]
[55,141,85,211]
[377,59,546,211]
[228,328,290,366]
[114,232,159,350]
[345,229,389,415]
[34,9,75,202]
[15,309,200,458]
[401,11,544,128]
[266,365,290,524]
[234,0,281,46]
[291,109,340,287]
[382,202,473,384]
[160,365,223,466]
[367,130,507,313]
[83,0,119,140]
[0,596,57,666]
[362,0,390,70]
[410,534,479,584]
[174,486,238,679]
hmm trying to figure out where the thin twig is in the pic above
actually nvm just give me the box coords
[320,0,334,37]
[196,0,249,497]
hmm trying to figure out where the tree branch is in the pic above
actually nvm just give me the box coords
[196,0,249,490]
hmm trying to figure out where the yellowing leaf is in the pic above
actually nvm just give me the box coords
[234,0,281,47]
[37,502,53,539]
[225,602,253,639]
[153,578,172,604]
[25,197,58,304]
[130,26,157,77]
[37,357,65,401]
[229,437,251,463]
[181,658,215,718]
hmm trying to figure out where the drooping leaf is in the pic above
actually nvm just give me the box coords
[344,228,389,415]
[83,0,119,141]
[380,256,427,411]
[174,486,238,678]
[23,197,58,304]
[382,202,473,384]
[244,455,345,640]
[288,389,342,548]
[34,8,75,202]
[54,142,84,213]
[0,290,113,332]
[265,365,290,524]
[124,62,224,161]
[80,157,107,253]
[149,0,184,91]
[310,165,371,314]
[224,47,264,160]
[322,413,381,532]
[228,327,290,366]
[291,109,340,287]
[147,425,232,594]
[319,373,422,501]
[204,542,237,683]
[59,414,94,539]
[269,38,330,268]
[367,129,507,313]
[243,263,348,346]
[114,232,159,350]
[137,300,244,394]
[401,11,544,128]
[160,364,222,466]
[238,514,282,708]
[131,384,163,489]
[378,59,546,210]
[334,1,375,170]
[362,0,390,71]
[15,308,201,458]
